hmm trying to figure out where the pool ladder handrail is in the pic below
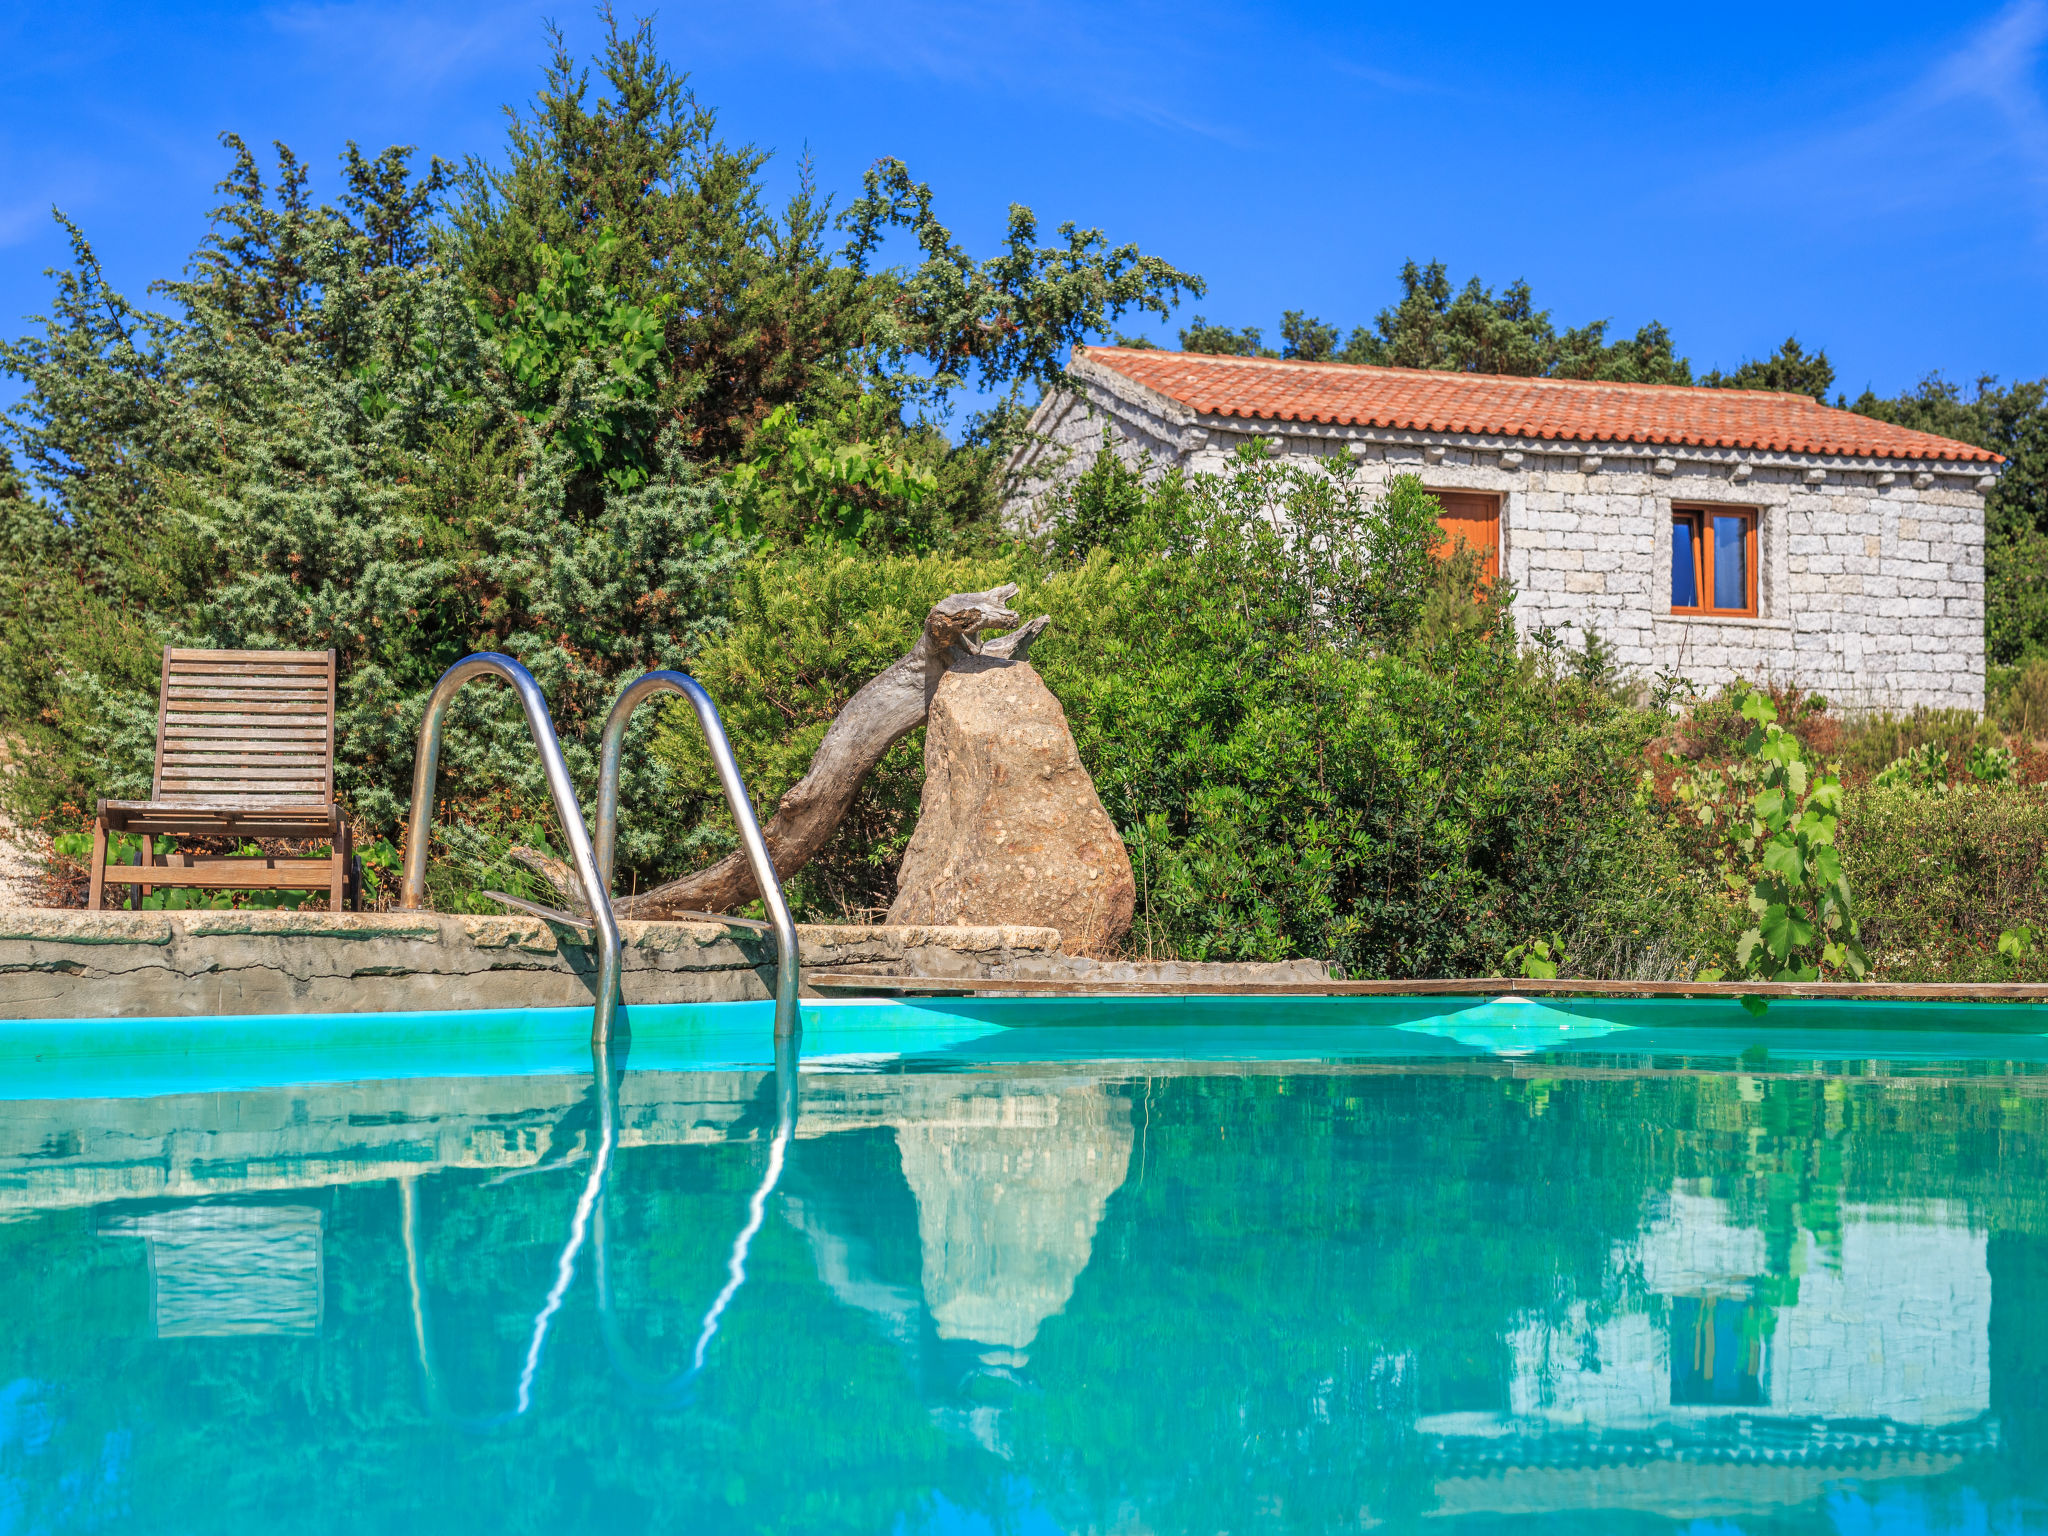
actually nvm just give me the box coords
[592,1029,800,1399]
[595,670,799,1042]
[400,653,626,1043]
[399,656,800,1046]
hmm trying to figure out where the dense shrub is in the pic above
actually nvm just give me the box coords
[1831,707,1999,783]
[1022,450,1692,973]
[618,449,1706,972]
[0,146,741,887]
[1992,658,2048,740]
[1837,783,2048,981]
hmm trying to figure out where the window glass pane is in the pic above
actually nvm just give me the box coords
[1712,515,1749,610]
[1672,518,1699,607]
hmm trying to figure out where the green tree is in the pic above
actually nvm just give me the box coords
[1553,316,1693,385]
[1042,431,1163,562]
[1701,335,1836,401]
[1177,315,1268,356]
[449,18,855,467]
[449,14,1199,535]
[1279,309,1340,362]
[1,135,741,874]
[1341,260,1555,374]
[0,214,214,818]
[1181,262,1692,382]
[844,157,1200,406]
[1329,260,1694,383]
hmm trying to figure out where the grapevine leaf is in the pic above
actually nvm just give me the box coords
[1760,901,1813,962]
[1736,927,1763,971]
[1760,837,1803,884]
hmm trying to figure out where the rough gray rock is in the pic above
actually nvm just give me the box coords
[887,657,1136,951]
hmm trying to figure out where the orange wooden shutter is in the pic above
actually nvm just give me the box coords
[1429,491,1500,583]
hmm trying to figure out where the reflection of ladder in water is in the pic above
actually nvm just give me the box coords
[394,655,799,1044]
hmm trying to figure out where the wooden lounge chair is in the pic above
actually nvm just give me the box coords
[88,648,357,911]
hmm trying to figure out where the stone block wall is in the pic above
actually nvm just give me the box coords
[1011,373,1988,712]
[0,910,1068,1019]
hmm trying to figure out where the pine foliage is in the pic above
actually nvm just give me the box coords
[0,18,1200,902]
[2,133,741,868]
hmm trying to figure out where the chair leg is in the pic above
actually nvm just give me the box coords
[87,818,108,911]
[139,834,156,908]
[330,824,351,913]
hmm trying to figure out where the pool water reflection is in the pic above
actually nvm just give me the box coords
[2,1013,2046,1532]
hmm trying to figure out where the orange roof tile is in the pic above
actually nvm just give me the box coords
[1076,347,2001,465]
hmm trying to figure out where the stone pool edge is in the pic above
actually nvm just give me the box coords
[0,910,1331,1019]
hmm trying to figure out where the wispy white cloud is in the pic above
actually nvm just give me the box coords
[1694,0,2048,233]
[1325,57,1443,96]
[0,201,47,249]
[671,0,1257,145]
[1922,0,2048,189]
[262,0,548,92]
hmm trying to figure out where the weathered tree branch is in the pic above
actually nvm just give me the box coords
[514,586,1048,920]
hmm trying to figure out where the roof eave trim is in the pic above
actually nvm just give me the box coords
[1183,412,2000,471]
[1068,350,1198,429]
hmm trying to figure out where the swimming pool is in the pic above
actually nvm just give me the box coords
[3,994,2045,1532]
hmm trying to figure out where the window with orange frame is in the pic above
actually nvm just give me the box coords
[1671,506,1758,617]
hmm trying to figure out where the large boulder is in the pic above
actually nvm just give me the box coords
[887,657,1135,950]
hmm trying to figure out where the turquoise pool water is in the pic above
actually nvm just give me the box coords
[3,994,2047,1532]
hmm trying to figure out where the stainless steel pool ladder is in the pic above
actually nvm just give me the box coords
[594,671,799,1041]
[398,655,799,1045]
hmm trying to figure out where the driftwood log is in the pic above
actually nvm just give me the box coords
[514,585,1047,920]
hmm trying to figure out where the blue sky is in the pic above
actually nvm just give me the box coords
[2,0,2044,431]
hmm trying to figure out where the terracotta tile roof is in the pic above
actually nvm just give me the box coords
[1075,347,2001,465]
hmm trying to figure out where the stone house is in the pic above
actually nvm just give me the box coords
[1009,347,2003,710]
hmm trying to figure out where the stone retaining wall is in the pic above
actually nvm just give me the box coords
[0,910,1066,1019]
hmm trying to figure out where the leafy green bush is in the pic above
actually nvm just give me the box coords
[1971,741,2020,783]
[1834,706,1995,782]
[46,831,381,912]
[1993,658,2048,740]
[1872,741,1953,791]
[1838,782,2048,981]
[1869,738,2015,791]
[1711,690,1867,982]
[1020,451,1681,973]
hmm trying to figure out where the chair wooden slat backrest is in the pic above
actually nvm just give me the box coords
[152,648,336,806]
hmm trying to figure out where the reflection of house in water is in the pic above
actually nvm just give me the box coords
[1420,1187,1998,1520]
[101,1206,324,1337]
